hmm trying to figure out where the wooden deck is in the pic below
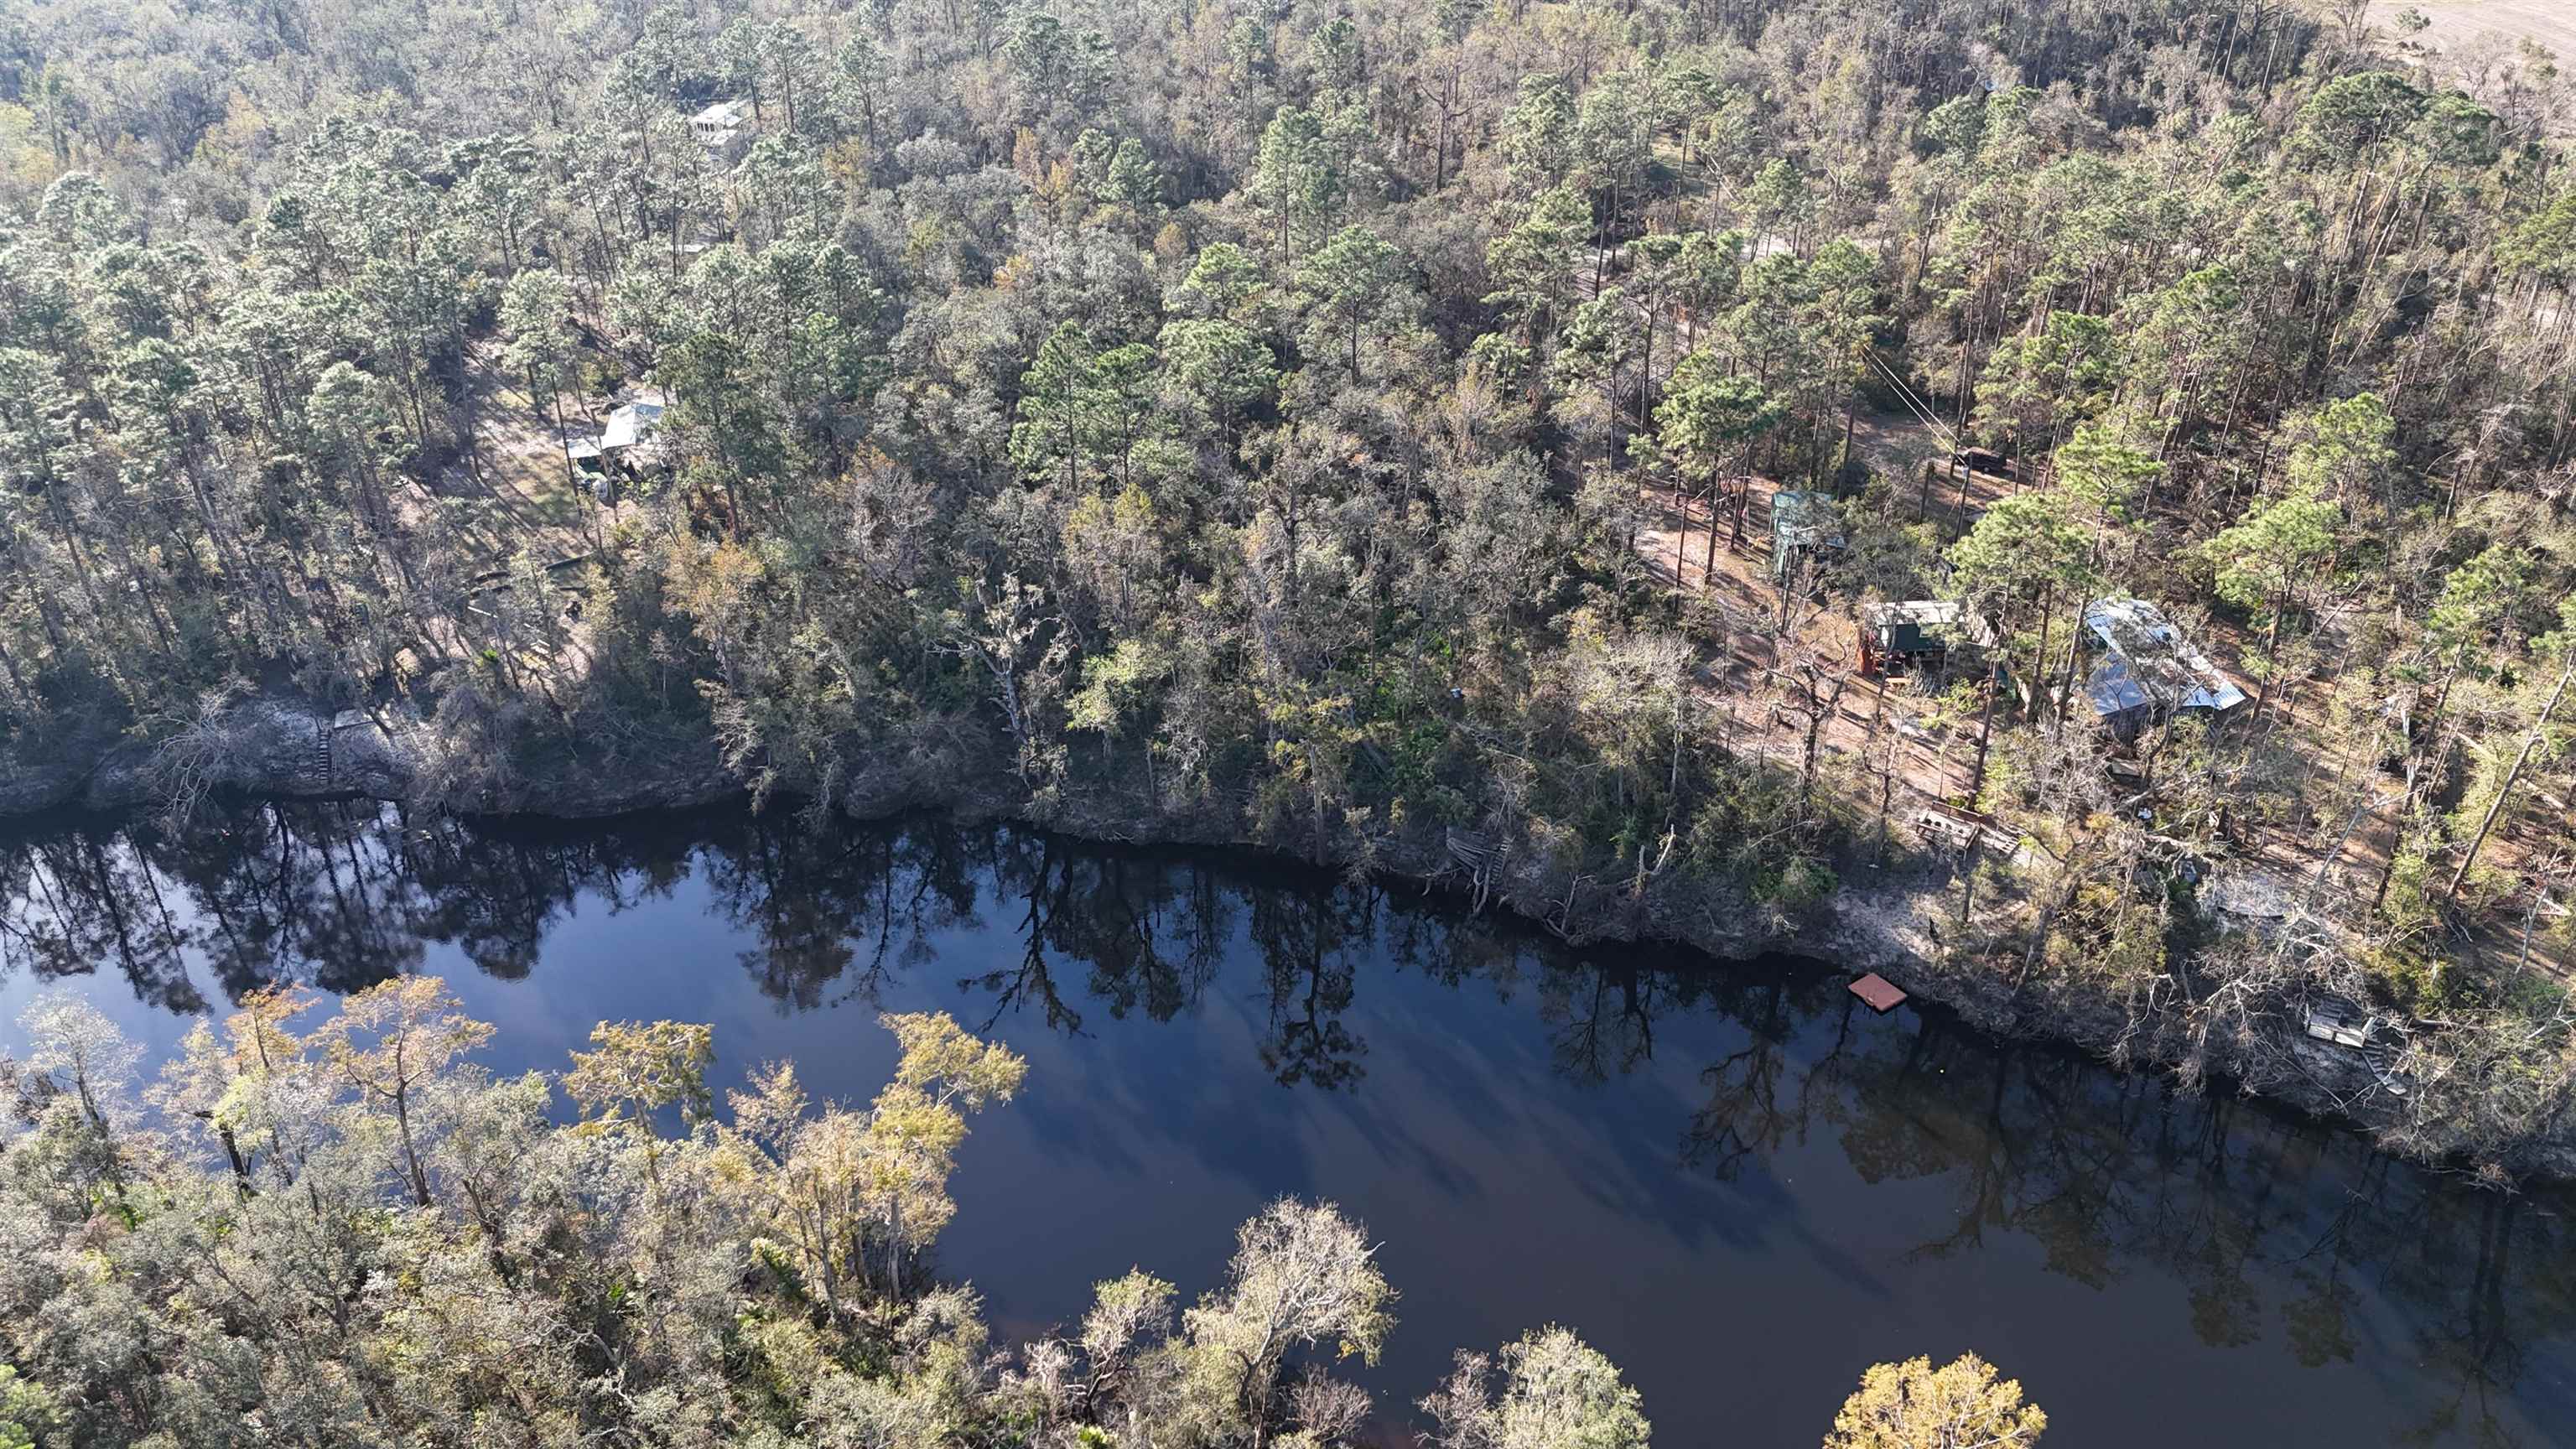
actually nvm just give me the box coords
[1849,973,1909,1013]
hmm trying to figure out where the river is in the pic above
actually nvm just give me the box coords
[2,800,2572,1446]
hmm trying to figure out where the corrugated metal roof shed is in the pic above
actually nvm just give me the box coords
[2086,658,2152,720]
[601,401,664,449]
[2082,598,2248,714]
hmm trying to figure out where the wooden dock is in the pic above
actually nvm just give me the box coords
[1849,973,1908,1013]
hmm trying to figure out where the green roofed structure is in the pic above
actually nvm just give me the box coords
[1768,491,1843,581]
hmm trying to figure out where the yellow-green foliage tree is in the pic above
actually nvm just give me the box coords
[1823,1353,2047,1449]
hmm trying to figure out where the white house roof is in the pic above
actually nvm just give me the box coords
[1867,600,1965,628]
[601,401,665,449]
[691,100,751,128]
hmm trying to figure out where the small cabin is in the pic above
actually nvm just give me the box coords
[562,400,667,482]
[1769,491,1844,581]
[1861,600,1963,675]
[689,99,755,149]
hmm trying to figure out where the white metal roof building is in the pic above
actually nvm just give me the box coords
[689,100,753,146]
[2080,597,2248,734]
[600,401,664,449]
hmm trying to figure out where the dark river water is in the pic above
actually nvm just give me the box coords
[3,801,2573,1446]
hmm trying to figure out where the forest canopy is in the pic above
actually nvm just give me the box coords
[1,0,2575,1172]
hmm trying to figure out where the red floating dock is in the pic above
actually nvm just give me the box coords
[1849,973,1908,1013]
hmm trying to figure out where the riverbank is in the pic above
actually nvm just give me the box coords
[9,797,2562,1449]
[1,693,2558,1181]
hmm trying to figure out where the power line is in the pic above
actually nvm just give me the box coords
[1867,350,1958,451]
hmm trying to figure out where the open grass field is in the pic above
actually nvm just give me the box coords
[2377,0,2576,65]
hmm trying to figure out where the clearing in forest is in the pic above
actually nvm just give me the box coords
[2376,0,2576,70]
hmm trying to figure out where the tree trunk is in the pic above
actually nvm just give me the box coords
[2029,591,2054,724]
[2252,578,2287,727]
[2445,660,2573,901]
[1672,479,1688,583]
[1968,649,2007,803]
[393,1083,433,1209]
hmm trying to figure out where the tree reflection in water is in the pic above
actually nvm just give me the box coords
[3,798,2573,1445]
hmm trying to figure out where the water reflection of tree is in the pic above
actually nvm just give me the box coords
[1679,974,1856,1178]
[944,828,1245,1036]
[362,806,696,983]
[1541,960,1666,1088]
[703,815,877,1009]
[1382,901,1524,994]
[960,829,1089,1033]
[1628,969,2576,1441]
[0,819,204,1011]
[0,801,719,1005]
[1249,882,1371,1090]
[10,803,2576,1443]
[634,809,976,1010]
[2360,1173,2576,1446]
[849,824,977,1001]
[937,830,1379,1090]
[1809,1009,2576,1445]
